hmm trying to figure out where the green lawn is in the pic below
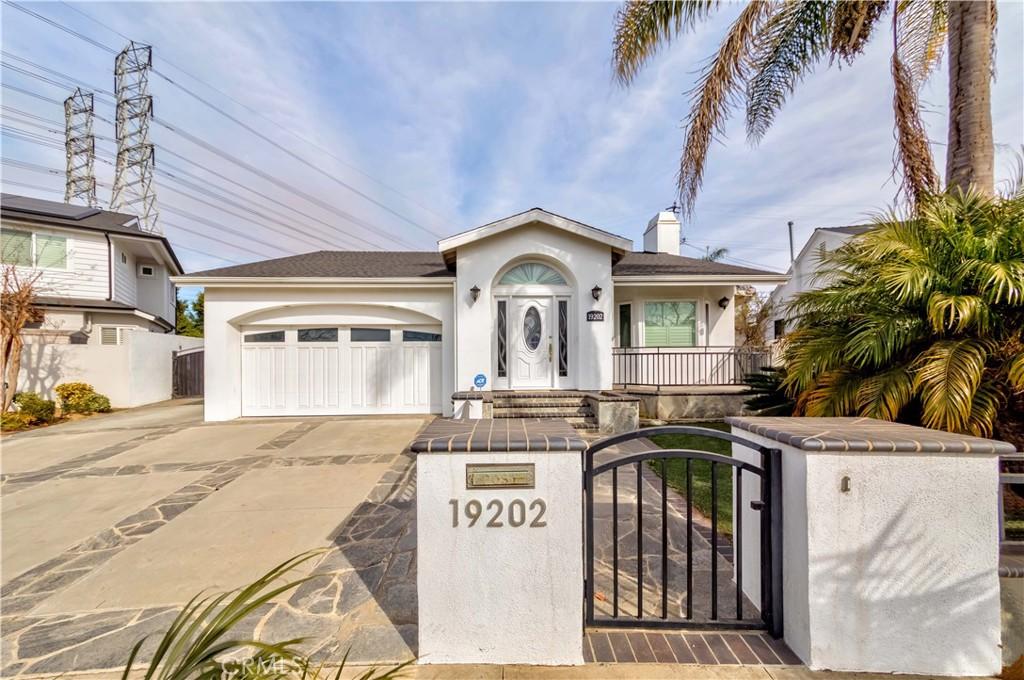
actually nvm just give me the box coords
[647,422,734,536]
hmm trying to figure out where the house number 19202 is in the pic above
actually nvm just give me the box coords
[449,498,547,528]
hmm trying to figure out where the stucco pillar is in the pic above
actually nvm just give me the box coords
[414,420,586,665]
[727,416,1010,677]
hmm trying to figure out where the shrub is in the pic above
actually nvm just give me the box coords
[1,411,34,432]
[82,393,111,413]
[13,392,56,424]
[55,382,111,414]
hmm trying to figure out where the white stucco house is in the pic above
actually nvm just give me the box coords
[174,208,787,421]
[767,224,871,342]
[1,193,201,406]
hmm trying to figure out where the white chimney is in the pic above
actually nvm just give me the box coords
[643,211,681,255]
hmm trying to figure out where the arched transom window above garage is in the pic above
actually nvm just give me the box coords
[498,262,567,286]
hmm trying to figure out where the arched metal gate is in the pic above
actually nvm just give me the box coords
[584,427,783,638]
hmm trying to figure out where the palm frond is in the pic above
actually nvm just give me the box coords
[612,0,720,86]
[855,364,915,420]
[745,0,833,144]
[895,0,948,86]
[126,550,325,680]
[676,0,773,215]
[891,9,940,207]
[844,313,926,367]
[1008,352,1024,390]
[795,369,862,417]
[966,379,1004,437]
[913,338,993,433]
[831,0,888,63]
[926,292,990,333]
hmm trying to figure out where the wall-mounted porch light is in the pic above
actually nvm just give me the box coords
[470,285,481,303]
[591,285,602,301]
[718,296,730,309]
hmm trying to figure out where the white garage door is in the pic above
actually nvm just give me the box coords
[241,326,442,416]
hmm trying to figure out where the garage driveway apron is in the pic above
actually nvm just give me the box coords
[0,406,427,676]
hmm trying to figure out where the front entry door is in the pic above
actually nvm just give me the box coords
[511,297,553,388]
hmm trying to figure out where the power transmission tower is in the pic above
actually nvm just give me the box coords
[64,88,97,206]
[111,41,160,232]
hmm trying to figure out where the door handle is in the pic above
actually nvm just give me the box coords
[548,339,553,362]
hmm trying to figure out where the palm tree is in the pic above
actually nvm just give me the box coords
[702,245,730,261]
[780,187,1024,441]
[612,1,997,213]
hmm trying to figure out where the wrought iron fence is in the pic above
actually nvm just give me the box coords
[1001,453,1024,544]
[612,346,773,387]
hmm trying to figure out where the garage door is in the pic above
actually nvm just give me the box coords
[241,326,442,416]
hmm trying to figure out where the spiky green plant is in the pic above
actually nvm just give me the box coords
[781,188,1024,440]
[612,1,996,212]
[121,551,411,680]
[744,367,796,416]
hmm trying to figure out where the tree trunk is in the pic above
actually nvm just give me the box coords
[945,0,995,196]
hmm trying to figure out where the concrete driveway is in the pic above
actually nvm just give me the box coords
[1,400,428,676]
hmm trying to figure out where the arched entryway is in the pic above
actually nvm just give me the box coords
[491,259,574,390]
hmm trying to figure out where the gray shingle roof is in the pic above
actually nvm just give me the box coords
[185,251,455,278]
[185,249,782,279]
[819,225,873,236]
[612,252,781,277]
[2,193,184,273]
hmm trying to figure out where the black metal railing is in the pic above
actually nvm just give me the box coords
[1001,453,1024,544]
[583,426,783,637]
[612,346,773,387]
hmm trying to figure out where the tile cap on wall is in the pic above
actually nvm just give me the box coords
[725,416,1017,454]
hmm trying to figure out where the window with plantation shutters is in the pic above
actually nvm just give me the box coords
[644,301,697,347]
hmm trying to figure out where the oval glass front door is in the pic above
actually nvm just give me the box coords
[524,306,542,351]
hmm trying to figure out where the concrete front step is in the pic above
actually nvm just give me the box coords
[492,398,589,408]
[493,408,593,419]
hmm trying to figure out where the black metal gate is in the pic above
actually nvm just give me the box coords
[584,426,783,637]
[172,348,204,398]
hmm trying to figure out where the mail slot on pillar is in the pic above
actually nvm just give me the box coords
[413,419,585,666]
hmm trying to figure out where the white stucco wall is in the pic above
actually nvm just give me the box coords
[17,331,201,407]
[417,450,584,665]
[451,222,614,392]
[202,285,454,421]
[731,430,1002,676]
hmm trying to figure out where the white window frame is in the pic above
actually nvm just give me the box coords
[138,263,156,277]
[641,299,699,348]
[1,229,69,271]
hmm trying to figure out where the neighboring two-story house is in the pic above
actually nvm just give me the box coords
[2,194,200,407]
[767,224,871,343]
[1,194,181,343]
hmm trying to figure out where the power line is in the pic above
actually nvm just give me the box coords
[152,116,421,250]
[2,66,421,250]
[3,114,383,252]
[3,5,448,243]
[64,88,98,206]
[2,1,118,54]
[57,0,452,229]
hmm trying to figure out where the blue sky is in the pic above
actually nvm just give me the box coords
[2,1,1022,287]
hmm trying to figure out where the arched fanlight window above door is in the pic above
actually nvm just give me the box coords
[498,262,567,286]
